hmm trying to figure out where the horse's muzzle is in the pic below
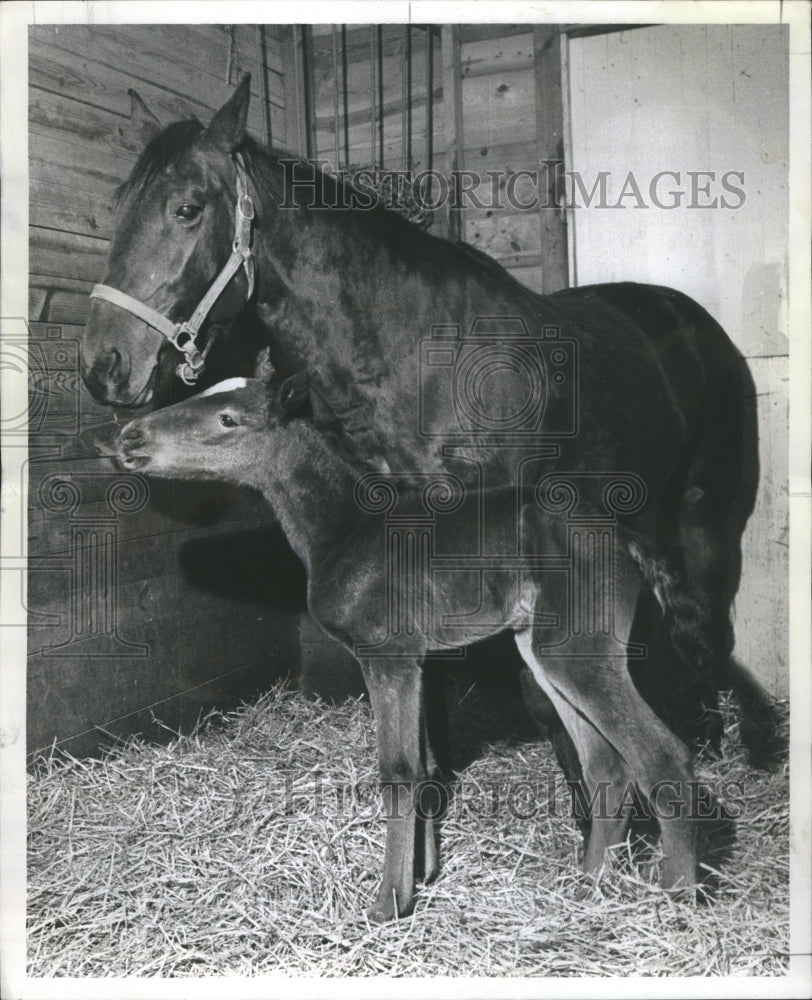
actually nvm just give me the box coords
[81,342,156,407]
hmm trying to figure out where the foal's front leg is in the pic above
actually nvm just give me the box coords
[359,657,429,921]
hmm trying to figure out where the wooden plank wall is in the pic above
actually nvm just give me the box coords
[308,24,558,293]
[27,25,304,758]
[30,24,286,328]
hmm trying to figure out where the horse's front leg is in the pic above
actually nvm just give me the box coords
[360,657,429,921]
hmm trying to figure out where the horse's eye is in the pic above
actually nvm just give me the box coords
[219,413,237,428]
[175,204,202,221]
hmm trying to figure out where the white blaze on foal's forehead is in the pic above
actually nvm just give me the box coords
[197,378,248,399]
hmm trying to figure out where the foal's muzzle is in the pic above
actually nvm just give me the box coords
[117,423,151,470]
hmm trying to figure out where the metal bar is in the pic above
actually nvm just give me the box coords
[441,25,464,242]
[370,26,377,168]
[400,27,408,171]
[426,27,434,172]
[331,25,341,168]
[256,25,273,147]
[403,25,413,171]
[341,25,350,168]
[300,25,316,160]
[284,24,304,154]
[377,25,384,167]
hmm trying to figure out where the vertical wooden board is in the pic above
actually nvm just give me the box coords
[735,356,789,697]
[463,211,542,257]
[458,67,536,152]
[506,265,544,294]
[533,26,567,294]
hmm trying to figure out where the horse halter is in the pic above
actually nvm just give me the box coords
[90,154,256,386]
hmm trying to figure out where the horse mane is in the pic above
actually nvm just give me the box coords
[114,119,205,206]
[114,118,537,306]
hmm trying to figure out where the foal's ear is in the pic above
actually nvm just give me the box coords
[278,372,310,416]
[126,89,162,147]
[205,74,252,153]
[253,347,275,380]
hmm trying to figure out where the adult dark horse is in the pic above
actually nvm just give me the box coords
[81,78,771,762]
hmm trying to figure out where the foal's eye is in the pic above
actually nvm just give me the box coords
[175,204,202,221]
[218,413,237,428]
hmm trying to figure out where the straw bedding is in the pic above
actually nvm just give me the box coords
[27,677,789,978]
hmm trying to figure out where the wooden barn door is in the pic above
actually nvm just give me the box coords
[566,24,789,696]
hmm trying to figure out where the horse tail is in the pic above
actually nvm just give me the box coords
[625,533,723,751]
[726,657,786,770]
[625,533,786,768]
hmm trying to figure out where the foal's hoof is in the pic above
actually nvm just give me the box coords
[573,871,601,901]
[366,891,414,923]
[366,901,395,924]
[664,883,697,904]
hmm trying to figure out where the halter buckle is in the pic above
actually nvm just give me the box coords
[238,193,255,222]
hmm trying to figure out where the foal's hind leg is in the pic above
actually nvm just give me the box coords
[516,634,632,877]
[516,629,697,893]
[553,704,634,876]
[359,657,433,921]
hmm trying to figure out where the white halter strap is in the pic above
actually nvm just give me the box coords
[90,154,255,386]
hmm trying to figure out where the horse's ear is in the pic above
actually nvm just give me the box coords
[126,89,162,147]
[278,372,310,416]
[205,74,252,153]
[253,347,275,381]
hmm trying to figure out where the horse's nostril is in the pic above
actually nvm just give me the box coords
[108,348,122,381]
